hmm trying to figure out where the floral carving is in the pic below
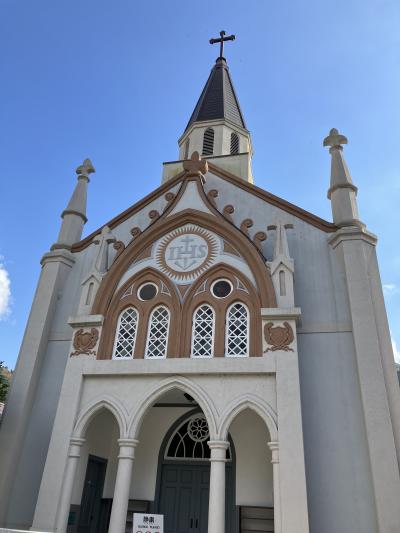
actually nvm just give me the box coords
[207,189,219,208]
[113,241,125,258]
[253,231,267,251]
[130,227,142,239]
[223,204,235,222]
[240,218,253,236]
[71,328,99,356]
[264,321,294,352]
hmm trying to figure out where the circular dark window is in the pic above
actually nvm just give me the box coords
[138,283,157,301]
[212,280,232,299]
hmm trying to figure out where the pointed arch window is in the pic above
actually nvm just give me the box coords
[113,307,139,359]
[226,302,249,357]
[145,305,170,358]
[191,304,215,358]
[230,132,239,154]
[202,128,214,156]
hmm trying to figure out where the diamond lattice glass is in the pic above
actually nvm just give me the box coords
[226,303,249,356]
[113,307,138,358]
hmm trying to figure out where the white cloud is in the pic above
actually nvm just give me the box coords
[0,260,11,320]
[392,337,400,365]
[383,283,398,295]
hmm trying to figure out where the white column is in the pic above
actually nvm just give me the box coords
[55,437,85,533]
[268,441,281,533]
[207,440,229,533]
[108,438,138,533]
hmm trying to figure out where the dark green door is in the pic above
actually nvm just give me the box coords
[159,463,235,533]
[77,455,107,533]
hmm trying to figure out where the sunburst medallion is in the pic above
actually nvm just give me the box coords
[155,225,219,283]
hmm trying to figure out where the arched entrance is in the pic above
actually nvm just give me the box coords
[155,409,236,533]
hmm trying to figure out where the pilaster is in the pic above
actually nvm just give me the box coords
[0,249,75,525]
[328,225,400,530]
[261,307,309,533]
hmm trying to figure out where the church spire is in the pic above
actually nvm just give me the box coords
[184,40,246,132]
[174,32,253,183]
[323,129,361,227]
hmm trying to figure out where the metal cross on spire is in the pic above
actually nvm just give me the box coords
[209,30,235,59]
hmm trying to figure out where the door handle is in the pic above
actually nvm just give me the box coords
[190,518,193,528]
[195,518,198,528]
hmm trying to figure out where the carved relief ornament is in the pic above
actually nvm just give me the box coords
[71,328,99,356]
[264,321,294,352]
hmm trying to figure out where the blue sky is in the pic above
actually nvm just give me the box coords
[0,0,399,368]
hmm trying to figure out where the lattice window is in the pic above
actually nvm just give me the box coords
[202,128,214,156]
[226,302,249,357]
[165,414,231,461]
[191,305,215,358]
[113,307,139,359]
[230,132,239,154]
[145,306,170,358]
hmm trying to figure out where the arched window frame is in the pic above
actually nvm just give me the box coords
[230,132,239,155]
[112,306,139,359]
[225,302,250,357]
[191,304,215,358]
[97,270,180,359]
[202,127,214,156]
[180,265,261,357]
[145,305,171,359]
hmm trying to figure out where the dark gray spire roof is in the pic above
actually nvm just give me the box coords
[185,58,247,132]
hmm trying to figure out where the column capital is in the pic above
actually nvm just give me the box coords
[68,437,86,458]
[208,440,229,462]
[268,440,279,463]
[117,438,139,459]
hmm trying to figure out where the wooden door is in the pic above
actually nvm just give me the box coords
[77,455,107,533]
[159,463,235,533]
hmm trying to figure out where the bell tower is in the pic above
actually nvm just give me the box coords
[163,31,253,183]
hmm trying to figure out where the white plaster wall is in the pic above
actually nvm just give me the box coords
[229,408,273,506]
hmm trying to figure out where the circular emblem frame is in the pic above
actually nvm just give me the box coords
[156,225,218,283]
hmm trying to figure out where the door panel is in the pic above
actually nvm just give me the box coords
[78,456,106,533]
[159,463,236,533]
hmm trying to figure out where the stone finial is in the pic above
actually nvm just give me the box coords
[323,128,348,152]
[76,158,95,180]
[183,151,208,177]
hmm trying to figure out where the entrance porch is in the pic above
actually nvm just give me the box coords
[65,390,275,533]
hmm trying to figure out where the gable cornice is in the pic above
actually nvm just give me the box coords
[71,163,337,253]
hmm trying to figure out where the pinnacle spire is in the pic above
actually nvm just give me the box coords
[323,129,361,227]
[52,159,95,250]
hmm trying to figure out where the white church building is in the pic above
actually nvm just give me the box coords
[1,33,400,533]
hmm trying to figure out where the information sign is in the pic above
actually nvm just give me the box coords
[132,513,163,533]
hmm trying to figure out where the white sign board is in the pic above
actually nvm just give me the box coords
[132,513,164,533]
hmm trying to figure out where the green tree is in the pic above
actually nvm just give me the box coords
[0,361,10,403]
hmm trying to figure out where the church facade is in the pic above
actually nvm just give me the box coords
[1,40,400,533]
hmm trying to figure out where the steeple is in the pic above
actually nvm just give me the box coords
[185,57,246,132]
[173,32,253,183]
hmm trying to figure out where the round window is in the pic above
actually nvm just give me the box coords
[138,283,158,301]
[211,279,232,299]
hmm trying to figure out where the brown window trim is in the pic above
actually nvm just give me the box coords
[98,269,180,359]
[180,264,262,357]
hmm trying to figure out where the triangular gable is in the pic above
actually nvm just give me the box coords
[71,162,337,253]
